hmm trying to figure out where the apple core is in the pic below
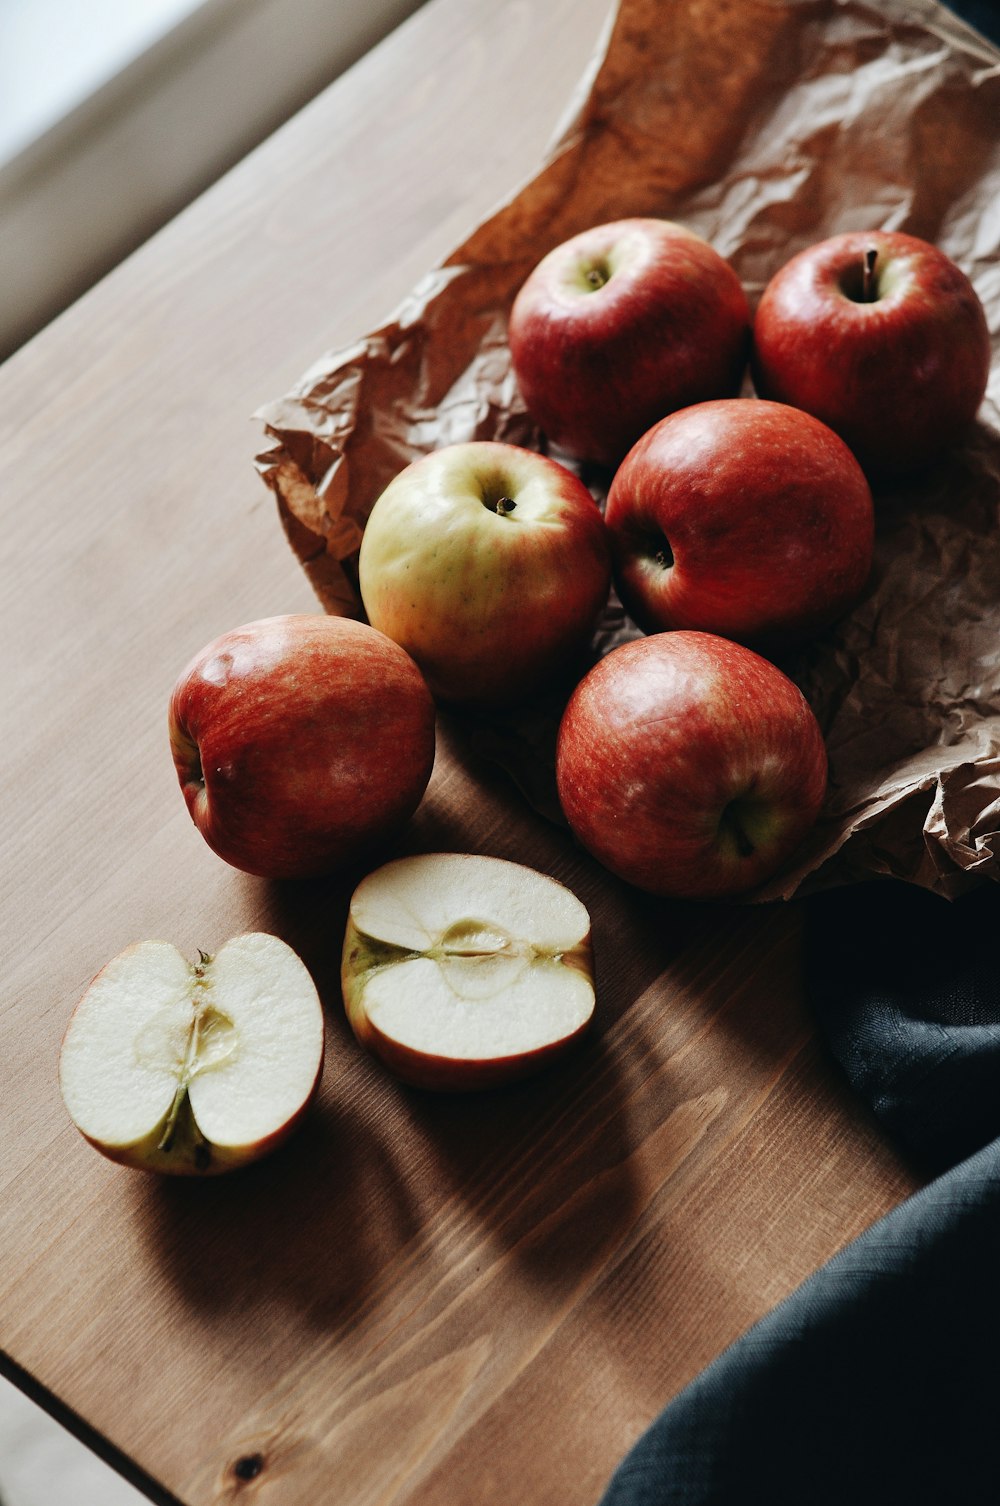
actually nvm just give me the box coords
[341,853,596,1090]
[59,934,325,1174]
[135,953,237,1163]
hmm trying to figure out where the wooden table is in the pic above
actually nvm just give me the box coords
[0,1,919,1501]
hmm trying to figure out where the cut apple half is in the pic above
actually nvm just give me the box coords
[59,933,325,1174]
[341,853,595,1090]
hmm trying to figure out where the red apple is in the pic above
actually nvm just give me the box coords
[752,230,991,475]
[555,631,827,900]
[169,614,435,879]
[341,853,595,1091]
[508,218,750,468]
[358,441,611,707]
[605,398,874,648]
[60,934,325,1174]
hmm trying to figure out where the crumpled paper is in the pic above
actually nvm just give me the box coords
[256,0,1000,901]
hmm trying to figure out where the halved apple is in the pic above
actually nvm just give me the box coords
[341,853,595,1090]
[59,933,325,1174]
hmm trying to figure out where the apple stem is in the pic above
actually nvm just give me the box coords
[862,246,878,302]
[585,266,608,290]
[494,496,517,516]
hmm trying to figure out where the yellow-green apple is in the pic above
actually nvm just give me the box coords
[169,614,435,879]
[508,218,750,468]
[555,631,827,900]
[59,933,324,1174]
[752,230,992,475]
[341,853,595,1090]
[605,398,874,648]
[358,441,611,706]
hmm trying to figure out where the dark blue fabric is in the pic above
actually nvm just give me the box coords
[597,878,1000,1505]
[808,880,1000,1174]
[941,0,1000,41]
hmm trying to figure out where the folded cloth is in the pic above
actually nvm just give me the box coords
[808,880,1000,1174]
[598,878,1000,1506]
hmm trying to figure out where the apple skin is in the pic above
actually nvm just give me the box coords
[358,441,611,707]
[508,218,750,468]
[605,398,874,648]
[169,615,436,879]
[555,631,827,900]
[342,964,594,1094]
[74,1091,319,1175]
[751,230,992,476]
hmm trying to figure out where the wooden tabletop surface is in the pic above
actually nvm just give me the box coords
[0,0,920,1502]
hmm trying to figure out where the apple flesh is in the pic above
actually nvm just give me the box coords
[751,230,992,475]
[508,218,750,468]
[59,933,325,1174]
[358,442,611,707]
[341,853,595,1090]
[556,631,827,900]
[169,614,436,879]
[605,399,875,648]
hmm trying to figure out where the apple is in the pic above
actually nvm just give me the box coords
[358,441,611,706]
[751,230,992,475]
[605,398,874,648]
[169,614,435,879]
[555,631,827,900]
[341,852,595,1090]
[59,933,325,1174]
[508,217,750,468]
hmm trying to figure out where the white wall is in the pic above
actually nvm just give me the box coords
[0,0,427,358]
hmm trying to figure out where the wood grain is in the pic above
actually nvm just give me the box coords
[0,0,918,1502]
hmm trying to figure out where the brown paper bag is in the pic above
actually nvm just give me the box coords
[257,0,1000,900]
